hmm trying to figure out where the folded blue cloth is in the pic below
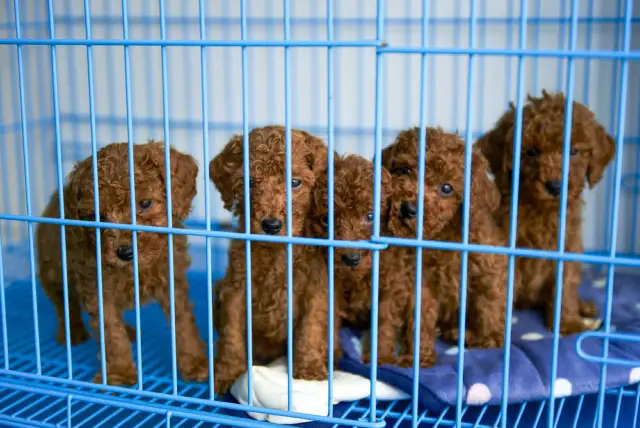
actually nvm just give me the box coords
[338,270,640,411]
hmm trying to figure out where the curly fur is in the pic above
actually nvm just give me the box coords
[476,90,615,334]
[382,127,507,349]
[308,154,436,368]
[210,126,337,394]
[36,141,207,386]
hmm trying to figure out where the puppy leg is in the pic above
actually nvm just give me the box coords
[293,284,332,381]
[397,285,438,368]
[545,261,590,335]
[40,269,90,346]
[362,291,398,366]
[86,299,138,386]
[158,277,208,383]
[467,264,506,349]
[213,285,248,394]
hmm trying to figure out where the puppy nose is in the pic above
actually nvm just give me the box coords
[116,245,134,262]
[400,201,417,219]
[261,217,283,234]
[341,253,361,267]
[545,180,562,196]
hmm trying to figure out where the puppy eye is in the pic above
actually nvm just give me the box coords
[524,147,540,158]
[365,212,374,222]
[138,199,153,210]
[392,166,412,176]
[321,215,329,227]
[439,183,454,197]
[569,148,578,156]
[248,178,255,188]
[291,179,302,189]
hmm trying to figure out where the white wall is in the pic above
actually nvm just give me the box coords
[0,0,638,257]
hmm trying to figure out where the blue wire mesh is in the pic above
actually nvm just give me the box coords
[0,0,638,427]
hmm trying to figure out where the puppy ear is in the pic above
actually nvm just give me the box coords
[209,135,243,211]
[63,158,91,219]
[476,126,508,177]
[302,132,330,174]
[146,141,199,220]
[470,150,501,214]
[587,123,616,188]
[380,145,394,170]
[168,147,199,220]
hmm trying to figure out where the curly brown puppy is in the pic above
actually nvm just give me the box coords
[477,90,615,335]
[382,127,506,349]
[307,154,437,368]
[36,141,208,386]
[210,126,337,394]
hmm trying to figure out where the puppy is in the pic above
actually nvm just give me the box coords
[383,127,507,349]
[308,154,437,368]
[37,141,208,385]
[477,90,615,334]
[210,125,336,394]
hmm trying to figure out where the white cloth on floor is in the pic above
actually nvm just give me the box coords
[230,357,409,425]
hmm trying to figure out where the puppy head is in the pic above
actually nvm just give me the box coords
[309,154,392,277]
[384,127,499,239]
[477,90,615,203]
[209,125,328,237]
[64,141,198,267]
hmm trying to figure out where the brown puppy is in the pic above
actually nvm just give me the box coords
[477,90,615,334]
[383,127,507,349]
[37,141,208,386]
[308,154,437,368]
[210,126,336,394]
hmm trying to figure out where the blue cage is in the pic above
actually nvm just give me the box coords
[0,0,639,427]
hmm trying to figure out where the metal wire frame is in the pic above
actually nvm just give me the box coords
[0,0,638,427]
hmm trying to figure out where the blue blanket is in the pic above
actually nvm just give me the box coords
[338,270,640,411]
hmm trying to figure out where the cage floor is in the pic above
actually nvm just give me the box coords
[0,244,638,427]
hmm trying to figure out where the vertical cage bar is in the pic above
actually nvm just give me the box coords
[455,0,478,425]
[105,0,116,144]
[556,0,568,89]
[504,0,514,106]
[82,0,107,385]
[0,228,7,369]
[158,0,179,395]
[240,0,254,406]
[283,0,295,410]
[197,0,215,400]
[326,0,336,417]
[548,0,579,425]
[500,1,528,426]
[13,0,42,375]
[266,1,276,125]
[451,1,461,128]
[603,0,624,255]
[581,0,595,106]
[369,0,385,420]
[121,0,144,389]
[595,1,633,427]
[531,0,542,94]
[411,0,430,426]
[47,0,74,379]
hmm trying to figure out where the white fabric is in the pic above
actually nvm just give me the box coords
[230,357,409,424]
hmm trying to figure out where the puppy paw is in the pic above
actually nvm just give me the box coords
[125,325,137,342]
[395,352,436,369]
[558,318,591,336]
[293,360,328,381]
[56,325,90,346]
[179,354,209,383]
[362,351,394,366]
[213,364,244,395]
[469,331,505,349]
[91,366,138,387]
[579,300,598,318]
[441,328,475,345]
